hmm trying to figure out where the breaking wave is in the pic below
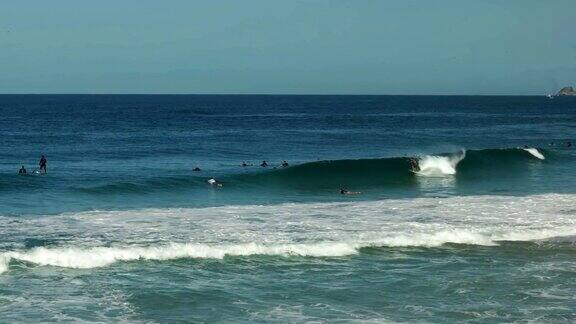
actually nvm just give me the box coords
[232,147,548,189]
[523,147,546,160]
[414,150,465,176]
[2,227,574,274]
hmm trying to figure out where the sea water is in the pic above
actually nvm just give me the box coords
[0,95,575,322]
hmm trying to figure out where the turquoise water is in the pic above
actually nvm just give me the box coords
[1,95,575,322]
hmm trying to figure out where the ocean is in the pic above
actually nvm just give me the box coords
[0,95,575,322]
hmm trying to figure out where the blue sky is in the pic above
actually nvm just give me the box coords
[0,0,574,94]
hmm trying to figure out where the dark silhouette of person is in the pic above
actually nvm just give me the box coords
[241,162,248,167]
[39,155,47,173]
[260,161,268,167]
[340,187,360,195]
[18,165,27,174]
[281,161,289,167]
[192,167,201,172]
[408,158,420,172]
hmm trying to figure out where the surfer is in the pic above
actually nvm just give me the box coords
[408,158,420,172]
[340,188,360,195]
[192,167,201,172]
[39,155,47,173]
[260,161,268,167]
[18,165,27,174]
[281,161,289,167]
[241,162,248,167]
[207,178,223,187]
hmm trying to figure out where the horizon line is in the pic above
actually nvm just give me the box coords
[0,93,555,97]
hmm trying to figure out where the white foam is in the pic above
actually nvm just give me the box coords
[523,147,545,160]
[415,150,465,176]
[0,242,358,273]
[0,255,9,274]
[1,193,576,274]
[372,230,495,247]
[3,227,576,273]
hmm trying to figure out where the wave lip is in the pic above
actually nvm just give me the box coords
[522,147,545,160]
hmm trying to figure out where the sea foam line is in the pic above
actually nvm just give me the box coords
[0,242,357,274]
[2,227,574,274]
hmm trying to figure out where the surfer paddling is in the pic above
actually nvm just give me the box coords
[340,188,361,195]
[207,178,223,187]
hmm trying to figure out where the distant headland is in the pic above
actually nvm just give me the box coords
[556,86,576,96]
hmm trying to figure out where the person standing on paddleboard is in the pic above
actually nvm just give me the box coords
[39,155,47,173]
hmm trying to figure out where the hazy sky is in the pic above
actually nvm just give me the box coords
[0,0,575,94]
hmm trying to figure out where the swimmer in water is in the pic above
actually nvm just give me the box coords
[241,162,248,167]
[339,188,361,195]
[207,178,223,187]
[192,167,201,172]
[18,165,27,175]
[281,161,289,167]
[260,161,268,167]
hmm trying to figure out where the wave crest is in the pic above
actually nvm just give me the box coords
[2,226,574,274]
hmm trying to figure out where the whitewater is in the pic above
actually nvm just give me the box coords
[2,192,574,274]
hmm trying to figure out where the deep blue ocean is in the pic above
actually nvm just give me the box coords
[1,95,575,322]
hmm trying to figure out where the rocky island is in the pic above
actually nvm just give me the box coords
[556,86,576,96]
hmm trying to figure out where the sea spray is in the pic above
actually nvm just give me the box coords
[415,150,466,176]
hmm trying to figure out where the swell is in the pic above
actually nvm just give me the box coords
[229,147,550,190]
[2,147,551,195]
[74,175,206,195]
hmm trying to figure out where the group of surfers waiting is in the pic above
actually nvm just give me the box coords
[18,155,47,175]
[202,160,291,188]
[192,160,290,172]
